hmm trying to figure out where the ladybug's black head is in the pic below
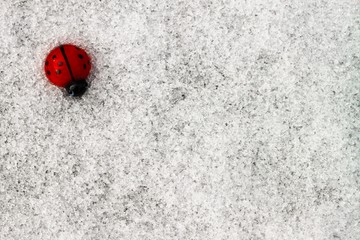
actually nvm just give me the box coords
[65,80,88,97]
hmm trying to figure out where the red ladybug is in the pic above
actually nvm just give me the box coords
[44,44,91,96]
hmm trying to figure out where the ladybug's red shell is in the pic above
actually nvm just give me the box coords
[44,44,91,88]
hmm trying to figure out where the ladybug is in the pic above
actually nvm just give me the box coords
[44,44,92,97]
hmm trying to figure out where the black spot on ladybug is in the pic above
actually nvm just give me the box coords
[56,69,61,74]
[52,55,56,59]
[83,64,86,69]
[45,61,49,66]
[58,61,63,66]
[75,47,80,50]
[46,70,51,75]
[78,54,83,59]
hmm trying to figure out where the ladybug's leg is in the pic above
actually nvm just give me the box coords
[65,80,88,97]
